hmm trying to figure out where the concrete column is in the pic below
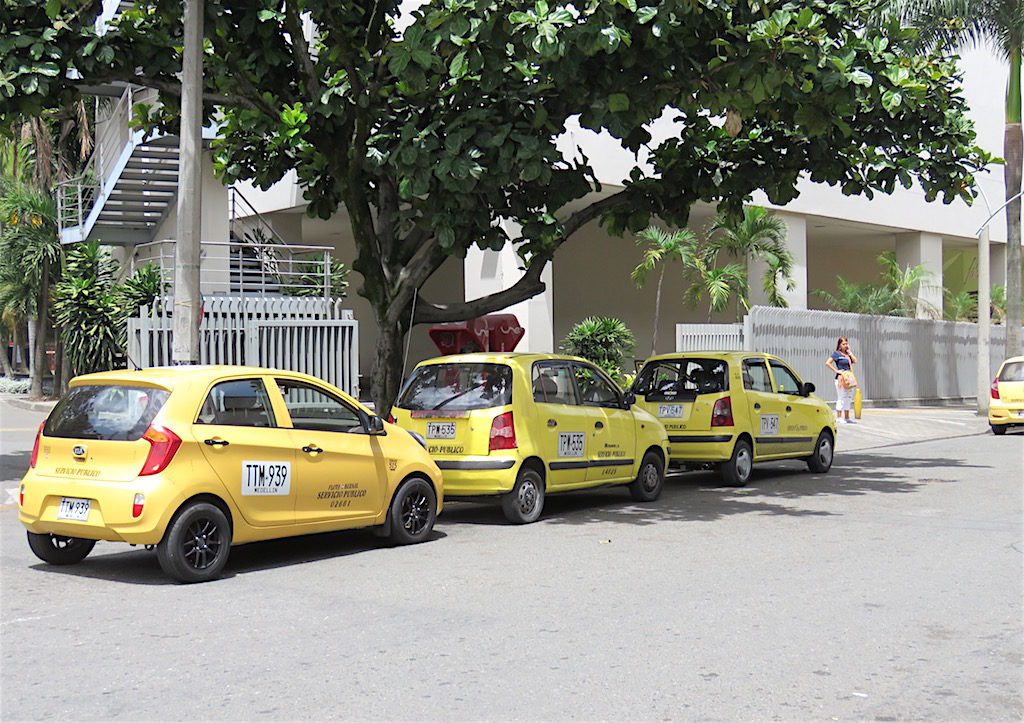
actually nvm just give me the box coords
[748,211,807,309]
[464,222,554,353]
[991,242,1007,288]
[200,152,231,295]
[895,231,944,318]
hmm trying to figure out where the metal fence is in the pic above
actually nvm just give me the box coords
[127,296,359,396]
[677,307,1014,404]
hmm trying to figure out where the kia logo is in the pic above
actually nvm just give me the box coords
[72,445,86,457]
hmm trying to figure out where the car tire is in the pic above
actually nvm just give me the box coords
[388,477,437,545]
[991,424,1007,436]
[806,429,835,473]
[629,451,665,502]
[156,502,231,584]
[26,532,96,565]
[720,438,753,487]
[502,467,545,524]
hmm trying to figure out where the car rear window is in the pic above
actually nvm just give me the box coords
[44,385,170,440]
[633,358,729,401]
[398,363,512,411]
[999,362,1024,382]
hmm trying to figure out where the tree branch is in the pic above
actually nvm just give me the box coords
[283,0,322,100]
[413,255,549,324]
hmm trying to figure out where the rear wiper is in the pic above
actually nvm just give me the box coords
[434,382,484,409]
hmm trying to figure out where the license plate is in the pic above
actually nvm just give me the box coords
[57,497,90,521]
[242,461,292,496]
[426,422,456,439]
[558,432,585,458]
[658,404,683,418]
[760,414,780,435]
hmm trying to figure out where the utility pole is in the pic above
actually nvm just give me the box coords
[977,225,991,415]
[172,0,204,364]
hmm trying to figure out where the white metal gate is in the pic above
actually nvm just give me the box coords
[127,296,360,396]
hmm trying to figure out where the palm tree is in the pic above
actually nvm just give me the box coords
[631,226,698,355]
[0,182,61,396]
[705,206,795,308]
[878,251,942,318]
[884,1,1023,352]
[681,252,751,322]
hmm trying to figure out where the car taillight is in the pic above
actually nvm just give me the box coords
[387,414,396,424]
[29,421,43,468]
[139,425,182,476]
[711,396,734,427]
[489,411,517,451]
[19,484,24,507]
[132,493,145,518]
[991,377,1000,400]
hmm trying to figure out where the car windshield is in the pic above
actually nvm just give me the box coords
[634,358,729,401]
[44,385,170,440]
[398,363,513,411]
[999,362,1024,382]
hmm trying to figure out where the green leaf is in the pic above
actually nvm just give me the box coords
[847,69,872,87]
[45,0,60,18]
[608,93,630,112]
[449,50,468,78]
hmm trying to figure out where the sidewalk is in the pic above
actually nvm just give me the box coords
[833,406,991,452]
[0,394,57,414]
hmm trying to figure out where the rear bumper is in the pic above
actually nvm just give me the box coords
[18,472,177,545]
[989,403,1024,426]
[434,456,520,497]
[666,434,735,463]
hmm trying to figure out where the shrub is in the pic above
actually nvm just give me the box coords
[0,376,30,394]
[561,316,636,384]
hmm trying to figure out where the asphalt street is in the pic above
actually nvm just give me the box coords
[1,399,1021,721]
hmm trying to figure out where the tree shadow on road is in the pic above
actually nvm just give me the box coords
[25,528,447,586]
[439,450,990,529]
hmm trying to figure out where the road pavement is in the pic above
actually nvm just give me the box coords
[0,399,1021,721]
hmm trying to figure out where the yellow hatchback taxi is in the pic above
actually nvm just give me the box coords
[19,366,443,583]
[390,353,669,524]
[631,352,836,486]
[989,356,1024,434]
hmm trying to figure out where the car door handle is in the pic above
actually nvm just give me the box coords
[786,406,792,412]
[547,419,557,427]
[753,403,761,410]
[302,445,323,454]
[594,421,604,429]
[204,438,229,447]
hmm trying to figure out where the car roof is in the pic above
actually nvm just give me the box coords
[1002,356,1024,365]
[642,351,783,363]
[69,365,335,389]
[414,352,589,367]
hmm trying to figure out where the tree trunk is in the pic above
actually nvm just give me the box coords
[1004,50,1023,356]
[370,315,408,417]
[13,322,27,374]
[59,333,72,395]
[30,257,49,398]
[651,266,664,356]
[0,336,14,377]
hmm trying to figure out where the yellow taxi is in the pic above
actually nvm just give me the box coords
[630,352,836,486]
[989,355,1024,434]
[19,366,443,583]
[390,353,669,524]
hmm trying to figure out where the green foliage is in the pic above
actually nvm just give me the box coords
[0,376,30,393]
[705,207,794,308]
[814,251,940,317]
[281,252,350,299]
[944,289,977,321]
[51,242,162,375]
[561,316,636,383]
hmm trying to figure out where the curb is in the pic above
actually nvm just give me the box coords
[0,395,57,413]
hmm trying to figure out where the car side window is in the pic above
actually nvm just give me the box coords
[769,361,803,395]
[197,379,276,427]
[742,359,773,393]
[276,379,364,433]
[572,364,622,408]
[532,362,579,406]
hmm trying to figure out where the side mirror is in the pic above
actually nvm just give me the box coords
[623,391,637,407]
[365,414,386,435]
[801,382,816,397]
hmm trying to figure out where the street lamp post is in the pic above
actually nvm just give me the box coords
[172,0,204,365]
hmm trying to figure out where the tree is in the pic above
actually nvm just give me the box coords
[680,250,750,322]
[631,226,697,356]
[705,206,794,308]
[560,316,635,383]
[2,0,994,412]
[883,0,1023,353]
[814,251,940,317]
